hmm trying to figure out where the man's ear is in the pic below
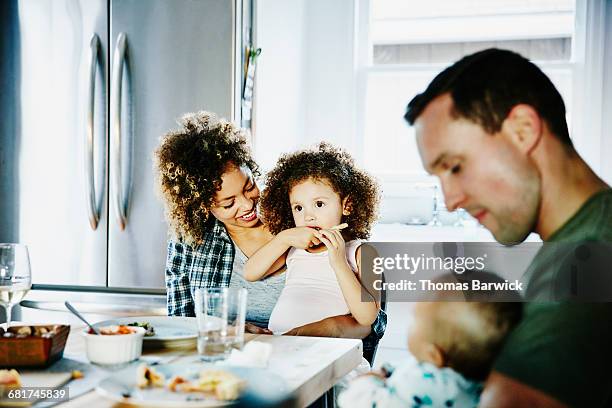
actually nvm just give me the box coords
[342,196,352,216]
[502,104,542,155]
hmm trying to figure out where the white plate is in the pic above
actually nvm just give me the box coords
[96,363,290,407]
[94,316,197,349]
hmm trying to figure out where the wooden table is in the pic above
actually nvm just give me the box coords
[54,327,363,407]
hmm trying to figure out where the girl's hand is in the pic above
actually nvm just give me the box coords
[316,229,348,268]
[245,323,272,335]
[279,227,321,249]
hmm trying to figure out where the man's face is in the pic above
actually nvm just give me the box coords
[414,94,541,244]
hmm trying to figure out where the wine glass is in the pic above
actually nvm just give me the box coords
[0,243,32,328]
[428,184,442,226]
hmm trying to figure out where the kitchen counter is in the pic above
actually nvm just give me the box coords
[371,223,542,242]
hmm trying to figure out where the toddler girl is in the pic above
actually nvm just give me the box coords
[244,142,381,334]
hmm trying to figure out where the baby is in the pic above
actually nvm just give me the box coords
[244,142,381,335]
[338,299,522,408]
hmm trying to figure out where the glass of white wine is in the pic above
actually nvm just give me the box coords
[0,243,32,328]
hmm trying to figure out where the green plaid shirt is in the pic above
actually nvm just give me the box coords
[164,218,386,360]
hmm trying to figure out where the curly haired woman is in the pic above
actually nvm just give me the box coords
[154,112,386,362]
[245,142,381,337]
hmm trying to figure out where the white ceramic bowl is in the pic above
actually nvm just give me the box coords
[82,326,145,365]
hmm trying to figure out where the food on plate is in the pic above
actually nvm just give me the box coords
[71,370,84,379]
[134,365,245,401]
[89,325,137,335]
[214,375,245,401]
[194,369,245,401]
[167,375,191,392]
[127,321,155,337]
[136,364,165,388]
[0,369,21,394]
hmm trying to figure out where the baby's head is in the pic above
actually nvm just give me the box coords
[261,142,380,240]
[408,301,522,381]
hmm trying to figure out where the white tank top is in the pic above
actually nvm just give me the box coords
[268,240,361,334]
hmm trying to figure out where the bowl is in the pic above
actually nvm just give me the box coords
[0,325,70,368]
[82,326,145,365]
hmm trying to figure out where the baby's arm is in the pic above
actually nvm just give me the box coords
[244,227,321,281]
[337,371,407,408]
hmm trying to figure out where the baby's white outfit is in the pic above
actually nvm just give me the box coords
[268,240,361,334]
[338,359,483,408]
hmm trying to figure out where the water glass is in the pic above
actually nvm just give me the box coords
[194,287,247,362]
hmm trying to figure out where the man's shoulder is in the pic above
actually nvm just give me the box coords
[558,188,612,242]
[494,302,612,407]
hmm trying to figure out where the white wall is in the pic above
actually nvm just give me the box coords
[254,0,307,171]
[254,0,356,171]
[302,0,356,150]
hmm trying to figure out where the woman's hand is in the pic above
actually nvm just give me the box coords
[245,322,273,335]
[279,227,321,249]
[316,229,348,268]
[283,314,372,338]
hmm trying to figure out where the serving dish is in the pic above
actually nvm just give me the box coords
[0,325,69,368]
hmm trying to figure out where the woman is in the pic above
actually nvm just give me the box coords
[154,111,385,362]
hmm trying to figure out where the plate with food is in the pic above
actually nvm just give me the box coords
[93,316,197,349]
[96,363,290,407]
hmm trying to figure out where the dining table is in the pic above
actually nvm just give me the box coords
[24,326,363,408]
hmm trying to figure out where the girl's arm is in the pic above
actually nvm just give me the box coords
[244,227,321,281]
[316,230,380,326]
[244,234,290,281]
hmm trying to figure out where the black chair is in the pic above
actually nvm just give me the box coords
[363,272,388,366]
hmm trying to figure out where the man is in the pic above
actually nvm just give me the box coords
[404,48,612,407]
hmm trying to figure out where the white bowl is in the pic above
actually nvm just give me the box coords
[82,326,145,365]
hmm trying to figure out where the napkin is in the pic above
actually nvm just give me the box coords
[223,341,272,368]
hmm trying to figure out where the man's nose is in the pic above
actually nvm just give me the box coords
[441,179,466,211]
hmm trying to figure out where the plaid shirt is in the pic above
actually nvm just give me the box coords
[164,218,387,360]
[166,219,235,317]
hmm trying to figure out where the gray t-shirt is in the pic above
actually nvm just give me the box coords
[228,244,285,328]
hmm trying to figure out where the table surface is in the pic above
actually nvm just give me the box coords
[51,326,363,408]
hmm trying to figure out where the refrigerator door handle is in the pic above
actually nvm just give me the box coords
[111,32,130,231]
[85,34,101,230]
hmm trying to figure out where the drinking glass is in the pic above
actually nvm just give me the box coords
[195,287,247,362]
[0,243,32,328]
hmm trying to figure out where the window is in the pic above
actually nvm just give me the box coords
[358,0,578,180]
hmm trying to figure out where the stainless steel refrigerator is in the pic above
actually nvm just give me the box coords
[1,0,249,298]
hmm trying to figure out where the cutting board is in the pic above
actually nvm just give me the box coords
[0,371,72,407]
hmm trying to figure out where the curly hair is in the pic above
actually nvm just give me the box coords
[260,142,380,241]
[154,111,259,245]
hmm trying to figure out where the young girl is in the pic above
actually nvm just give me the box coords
[244,142,381,334]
